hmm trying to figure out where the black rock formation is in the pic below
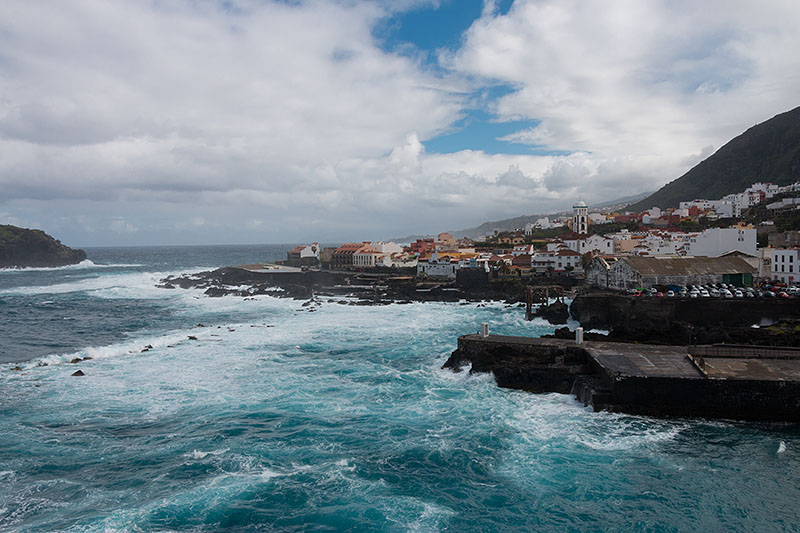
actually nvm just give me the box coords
[535,301,569,324]
[0,225,87,268]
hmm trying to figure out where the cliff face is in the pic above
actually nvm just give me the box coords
[0,225,87,268]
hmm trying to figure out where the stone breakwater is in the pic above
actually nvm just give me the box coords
[444,335,800,422]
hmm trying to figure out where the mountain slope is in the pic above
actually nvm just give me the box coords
[630,106,800,211]
[448,191,652,239]
[0,225,87,268]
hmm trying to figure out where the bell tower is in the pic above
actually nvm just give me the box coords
[573,200,588,234]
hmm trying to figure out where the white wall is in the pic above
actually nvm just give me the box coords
[687,228,756,257]
[772,249,800,283]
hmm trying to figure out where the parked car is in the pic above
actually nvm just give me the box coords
[734,290,743,298]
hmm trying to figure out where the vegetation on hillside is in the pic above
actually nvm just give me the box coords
[630,106,800,211]
[0,225,87,268]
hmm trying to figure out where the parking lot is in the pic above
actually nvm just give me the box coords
[628,282,799,299]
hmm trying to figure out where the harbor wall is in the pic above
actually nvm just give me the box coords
[571,294,800,330]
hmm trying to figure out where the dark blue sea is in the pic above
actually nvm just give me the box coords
[1,245,799,531]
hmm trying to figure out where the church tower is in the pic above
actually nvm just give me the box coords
[572,200,588,234]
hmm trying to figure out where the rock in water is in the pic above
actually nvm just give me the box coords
[535,301,570,325]
[0,225,87,268]
[71,370,85,376]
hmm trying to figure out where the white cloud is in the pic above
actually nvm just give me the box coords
[451,0,800,192]
[2,0,800,244]
[0,0,463,200]
[110,218,139,234]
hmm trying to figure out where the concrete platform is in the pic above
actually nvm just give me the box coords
[703,358,800,381]
[446,334,800,420]
[583,342,702,379]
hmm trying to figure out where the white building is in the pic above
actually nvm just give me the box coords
[572,201,588,234]
[530,250,583,276]
[372,241,404,255]
[686,227,756,257]
[512,244,536,256]
[352,246,383,267]
[577,234,615,255]
[772,248,800,284]
[589,212,612,224]
[417,253,459,278]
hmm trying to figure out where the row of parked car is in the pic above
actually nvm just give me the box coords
[628,283,800,299]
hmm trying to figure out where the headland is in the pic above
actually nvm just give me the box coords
[0,225,87,268]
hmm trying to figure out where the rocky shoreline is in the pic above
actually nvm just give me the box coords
[158,266,554,306]
[157,267,800,346]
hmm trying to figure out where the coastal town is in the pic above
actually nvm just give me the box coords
[160,177,800,422]
[281,180,800,294]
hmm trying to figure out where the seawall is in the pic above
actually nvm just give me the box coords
[571,294,800,329]
[444,335,800,421]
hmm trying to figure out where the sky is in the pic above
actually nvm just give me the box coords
[1,0,800,246]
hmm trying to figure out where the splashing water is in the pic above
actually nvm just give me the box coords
[1,245,799,531]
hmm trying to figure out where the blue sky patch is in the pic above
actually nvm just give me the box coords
[423,109,568,156]
[374,0,484,58]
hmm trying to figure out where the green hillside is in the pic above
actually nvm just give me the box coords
[630,106,800,211]
[0,225,87,268]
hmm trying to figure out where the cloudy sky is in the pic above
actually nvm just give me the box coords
[1,0,799,246]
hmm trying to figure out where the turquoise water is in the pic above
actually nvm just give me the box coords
[1,246,799,531]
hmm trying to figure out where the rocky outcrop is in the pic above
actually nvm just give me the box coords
[534,301,569,324]
[0,225,86,268]
[443,335,590,394]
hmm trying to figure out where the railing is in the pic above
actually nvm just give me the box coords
[689,344,800,360]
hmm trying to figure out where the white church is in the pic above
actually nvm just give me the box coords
[572,200,589,234]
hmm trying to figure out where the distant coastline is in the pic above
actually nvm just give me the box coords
[0,225,86,269]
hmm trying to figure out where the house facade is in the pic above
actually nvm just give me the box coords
[417,253,459,278]
[772,248,800,284]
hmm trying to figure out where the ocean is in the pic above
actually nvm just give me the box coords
[1,245,798,531]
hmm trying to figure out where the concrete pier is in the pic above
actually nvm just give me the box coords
[444,335,800,421]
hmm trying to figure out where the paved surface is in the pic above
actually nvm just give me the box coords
[703,358,800,381]
[461,334,576,348]
[459,335,800,382]
[461,335,703,378]
[583,342,704,378]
